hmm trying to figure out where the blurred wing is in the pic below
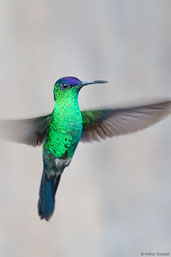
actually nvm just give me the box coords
[0,114,52,146]
[81,100,171,142]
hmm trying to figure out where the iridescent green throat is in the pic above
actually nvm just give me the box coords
[44,88,83,158]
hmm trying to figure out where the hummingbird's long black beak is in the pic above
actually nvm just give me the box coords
[81,80,108,87]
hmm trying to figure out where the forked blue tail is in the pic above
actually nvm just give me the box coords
[38,169,61,221]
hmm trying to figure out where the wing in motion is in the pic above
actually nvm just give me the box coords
[0,114,52,146]
[81,100,171,142]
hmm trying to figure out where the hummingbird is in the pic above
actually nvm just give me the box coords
[0,76,170,221]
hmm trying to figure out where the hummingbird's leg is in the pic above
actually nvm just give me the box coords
[55,158,72,174]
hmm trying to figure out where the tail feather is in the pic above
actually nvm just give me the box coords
[38,170,61,221]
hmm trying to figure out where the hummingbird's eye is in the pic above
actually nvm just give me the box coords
[60,83,70,90]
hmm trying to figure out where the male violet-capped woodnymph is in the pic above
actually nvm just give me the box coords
[0,76,170,221]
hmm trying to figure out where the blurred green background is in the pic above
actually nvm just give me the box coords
[0,0,171,256]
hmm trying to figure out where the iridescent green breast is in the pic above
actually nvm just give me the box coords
[43,91,82,158]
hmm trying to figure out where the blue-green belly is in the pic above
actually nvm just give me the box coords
[44,111,82,158]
